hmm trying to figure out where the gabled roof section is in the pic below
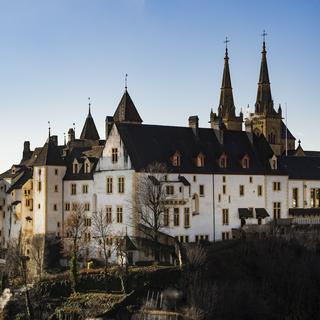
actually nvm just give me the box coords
[80,108,100,140]
[6,169,32,193]
[33,139,65,167]
[281,121,295,140]
[113,90,143,123]
[116,122,280,175]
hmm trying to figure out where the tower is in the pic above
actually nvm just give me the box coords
[246,33,282,155]
[210,40,243,131]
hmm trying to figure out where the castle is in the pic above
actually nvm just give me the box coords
[1,38,320,266]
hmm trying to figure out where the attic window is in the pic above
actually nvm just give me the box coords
[196,153,205,168]
[171,152,181,167]
[73,163,78,174]
[84,162,90,173]
[270,156,277,170]
[241,155,250,169]
[219,153,227,169]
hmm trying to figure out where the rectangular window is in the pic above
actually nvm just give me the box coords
[310,188,320,208]
[54,185,58,192]
[222,176,226,183]
[222,185,226,195]
[174,208,179,226]
[84,232,91,242]
[65,203,70,211]
[193,175,197,182]
[118,177,125,193]
[184,208,190,228]
[53,204,57,211]
[239,185,244,196]
[166,185,174,195]
[273,181,281,191]
[84,203,90,211]
[55,169,58,175]
[257,185,263,196]
[249,176,253,183]
[292,188,299,208]
[112,148,118,163]
[71,184,77,195]
[73,163,78,174]
[106,206,112,223]
[82,185,88,194]
[273,202,281,219]
[116,206,123,223]
[84,218,91,227]
[222,232,230,240]
[199,185,205,197]
[38,181,41,192]
[222,208,229,225]
[106,177,113,194]
[163,208,169,226]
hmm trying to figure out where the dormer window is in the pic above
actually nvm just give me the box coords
[171,151,181,167]
[84,160,91,173]
[241,154,250,169]
[270,155,277,170]
[196,152,205,168]
[73,160,79,174]
[219,153,227,168]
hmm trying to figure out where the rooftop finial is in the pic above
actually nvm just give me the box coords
[88,97,91,115]
[261,30,268,51]
[48,121,51,138]
[125,73,128,91]
[224,36,230,56]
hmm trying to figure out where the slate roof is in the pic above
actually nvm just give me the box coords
[80,109,100,140]
[281,121,295,140]
[280,156,320,180]
[6,168,32,193]
[113,90,143,123]
[116,123,282,175]
[33,140,65,167]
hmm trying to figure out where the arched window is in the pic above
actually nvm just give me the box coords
[241,154,250,169]
[171,151,181,167]
[219,153,228,168]
[196,152,205,167]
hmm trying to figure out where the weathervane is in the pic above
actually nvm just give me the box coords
[125,73,128,90]
[48,121,51,137]
[88,97,91,114]
[224,36,230,50]
[261,30,268,42]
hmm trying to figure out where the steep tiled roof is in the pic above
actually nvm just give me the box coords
[116,123,281,175]
[281,121,295,140]
[80,109,100,141]
[33,140,65,167]
[280,156,320,180]
[6,168,32,193]
[113,90,143,123]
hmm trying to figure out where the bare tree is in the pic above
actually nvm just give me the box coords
[132,162,169,262]
[6,236,34,320]
[29,235,44,281]
[64,202,88,292]
[92,209,113,273]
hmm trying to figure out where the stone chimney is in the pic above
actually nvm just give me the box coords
[50,135,58,146]
[188,115,199,137]
[68,128,75,143]
[105,116,114,140]
[22,141,31,162]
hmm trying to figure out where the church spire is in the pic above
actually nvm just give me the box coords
[218,37,236,118]
[255,31,275,115]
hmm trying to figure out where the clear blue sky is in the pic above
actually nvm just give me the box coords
[1,0,319,172]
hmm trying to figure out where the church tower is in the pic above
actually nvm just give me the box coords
[245,34,282,155]
[210,43,243,131]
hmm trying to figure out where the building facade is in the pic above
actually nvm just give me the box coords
[0,40,320,266]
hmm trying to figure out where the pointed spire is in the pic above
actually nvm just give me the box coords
[88,97,92,117]
[218,37,236,118]
[80,99,100,140]
[255,30,276,115]
[113,89,143,123]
